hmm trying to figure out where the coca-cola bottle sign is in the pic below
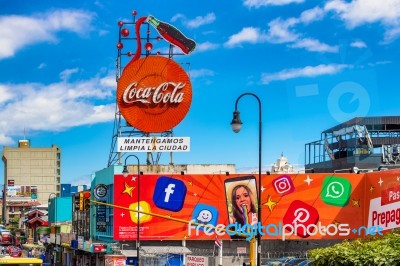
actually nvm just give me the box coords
[117,56,192,133]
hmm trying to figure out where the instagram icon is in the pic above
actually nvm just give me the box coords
[272,175,295,196]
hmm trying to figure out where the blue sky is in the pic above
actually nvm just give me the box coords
[1,0,400,185]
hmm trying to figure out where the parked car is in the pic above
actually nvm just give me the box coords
[7,246,22,257]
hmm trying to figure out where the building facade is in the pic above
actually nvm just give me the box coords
[2,139,61,224]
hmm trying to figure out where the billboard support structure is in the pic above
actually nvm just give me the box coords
[107,10,190,167]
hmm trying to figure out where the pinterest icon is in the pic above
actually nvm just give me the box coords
[283,200,319,237]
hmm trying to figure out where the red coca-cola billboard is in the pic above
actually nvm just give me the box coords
[117,56,192,133]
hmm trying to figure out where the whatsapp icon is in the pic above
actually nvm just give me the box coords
[321,176,352,207]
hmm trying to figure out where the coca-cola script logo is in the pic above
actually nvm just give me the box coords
[117,56,192,133]
[122,82,185,104]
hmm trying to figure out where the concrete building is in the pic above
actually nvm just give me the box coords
[2,139,61,224]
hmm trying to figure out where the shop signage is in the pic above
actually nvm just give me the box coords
[186,255,208,266]
[105,255,126,266]
[118,137,190,152]
[381,184,400,206]
[77,236,84,249]
[116,56,192,133]
[237,247,247,254]
[93,244,107,253]
[96,203,107,233]
[94,184,108,200]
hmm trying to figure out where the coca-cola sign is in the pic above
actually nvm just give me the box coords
[122,82,185,104]
[117,56,192,133]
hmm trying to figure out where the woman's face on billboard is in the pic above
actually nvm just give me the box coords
[234,186,251,212]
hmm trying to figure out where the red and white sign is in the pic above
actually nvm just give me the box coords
[368,197,400,230]
[186,255,208,266]
[93,244,107,253]
[381,184,400,205]
[105,255,126,266]
[117,56,192,133]
[237,247,247,254]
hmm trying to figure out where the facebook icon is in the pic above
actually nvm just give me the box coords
[153,176,187,212]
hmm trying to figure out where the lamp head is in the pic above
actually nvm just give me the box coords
[122,165,129,178]
[231,111,242,133]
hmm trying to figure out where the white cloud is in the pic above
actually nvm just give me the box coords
[0,133,14,146]
[189,69,215,79]
[0,84,13,104]
[37,63,47,69]
[70,174,92,186]
[100,75,117,87]
[195,42,219,52]
[266,18,300,43]
[325,0,400,42]
[46,10,93,35]
[0,9,94,60]
[367,60,392,67]
[59,68,80,81]
[261,64,349,84]
[225,6,336,52]
[290,38,339,53]
[262,9,338,53]
[325,0,400,27]
[244,0,305,8]
[224,27,267,47]
[350,40,367,48]
[171,13,185,23]
[186,13,216,29]
[0,73,116,145]
[383,26,400,43]
[299,6,325,24]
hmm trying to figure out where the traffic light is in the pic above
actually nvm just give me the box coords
[83,191,91,211]
[74,193,81,211]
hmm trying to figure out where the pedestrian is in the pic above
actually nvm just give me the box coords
[28,249,33,258]
[40,251,46,261]
[1,246,5,255]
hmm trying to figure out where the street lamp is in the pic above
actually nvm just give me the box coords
[122,155,141,266]
[231,92,262,266]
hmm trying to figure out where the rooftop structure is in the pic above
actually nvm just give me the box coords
[305,116,400,173]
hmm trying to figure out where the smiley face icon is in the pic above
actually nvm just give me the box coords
[192,203,218,227]
[197,209,213,223]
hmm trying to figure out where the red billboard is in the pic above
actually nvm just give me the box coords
[113,170,400,241]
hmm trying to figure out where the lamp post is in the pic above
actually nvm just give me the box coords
[122,155,141,266]
[231,92,262,266]
[48,193,57,263]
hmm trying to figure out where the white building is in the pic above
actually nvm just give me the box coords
[270,153,294,174]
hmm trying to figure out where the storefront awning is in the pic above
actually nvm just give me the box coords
[141,246,192,256]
